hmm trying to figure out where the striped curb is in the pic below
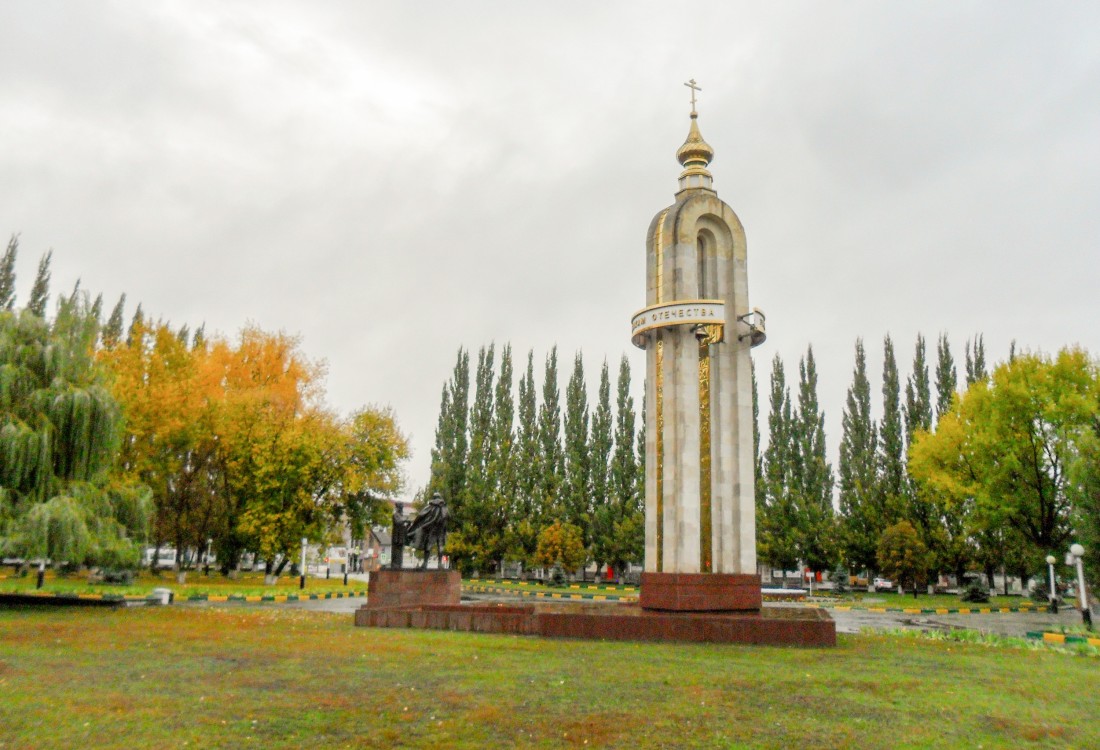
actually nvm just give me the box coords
[185,590,369,602]
[474,579,638,593]
[0,590,156,603]
[2,589,368,603]
[463,584,637,602]
[1025,631,1100,647]
[818,604,1049,615]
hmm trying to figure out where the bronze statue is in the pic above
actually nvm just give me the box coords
[406,492,448,569]
[390,503,408,570]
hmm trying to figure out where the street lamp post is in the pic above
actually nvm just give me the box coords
[204,537,213,576]
[1045,555,1058,614]
[300,537,308,590]
[1069,544,1091,630]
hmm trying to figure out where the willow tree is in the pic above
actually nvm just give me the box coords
[0,301,149,572]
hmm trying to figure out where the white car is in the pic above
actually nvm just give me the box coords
[873,577,894,591]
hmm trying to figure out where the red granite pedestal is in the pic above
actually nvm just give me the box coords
[354,570,836,647]
[639,572,762,611]
[362,569,461,609]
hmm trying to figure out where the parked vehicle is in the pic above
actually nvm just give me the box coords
[873,577,894,592]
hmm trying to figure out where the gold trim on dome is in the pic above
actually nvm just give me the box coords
[653,209,669,304]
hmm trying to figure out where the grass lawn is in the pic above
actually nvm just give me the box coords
[0,570,366,599]
[0,605,1096,749]
[463,580,1039,611]
[822,591,1041,611]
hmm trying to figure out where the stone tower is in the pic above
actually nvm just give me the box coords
[631,85,765,610]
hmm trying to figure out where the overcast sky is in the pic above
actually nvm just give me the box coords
[3,1,1098,499]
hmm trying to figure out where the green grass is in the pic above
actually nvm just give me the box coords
[463,580,1041,611]
[0,570,365,599]
[0,605,1096,749]
[820,591,1040,610]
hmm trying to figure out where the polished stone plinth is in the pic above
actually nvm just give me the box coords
[354,601,835,647]
[639,572,761,612]
[362,568,460,609]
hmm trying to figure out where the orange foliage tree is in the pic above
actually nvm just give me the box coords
[103,323,409,581]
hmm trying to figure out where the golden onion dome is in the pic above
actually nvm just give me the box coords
[676,112,714,169]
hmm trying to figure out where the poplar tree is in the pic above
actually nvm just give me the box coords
[102,294,126,349]
[839,339,880,576]
[792,346,835,577]
[446,349,470,507]
[463,344,495,506]
[449,345,495,571]
[934,333,957,421]
[965,334,988,385]
[904,334,933,446]
[127,303,144,347]
[426,385,452,500]
[537,347,564,518]
[488,345,517,560]
[26,250,52,318]
[602,355,643,578]
[563,352,591,548]
[507,351,541,570]
[878,334,906,515]
[588,360,613,570]
[903,334,936,578]
[610,355,637,512]
[760,355,798,578]
[426,349,469,506]
[752,358,763,511]
[0,235,17,310]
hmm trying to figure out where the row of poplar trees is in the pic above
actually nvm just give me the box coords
[425,345,643,577]
[761,332,1100,593]
[758,335,989,584]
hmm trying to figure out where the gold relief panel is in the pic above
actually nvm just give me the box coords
[655,336,664,573]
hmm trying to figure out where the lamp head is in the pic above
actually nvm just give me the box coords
[1070,543,1085,558]
[1046,555,1057,565]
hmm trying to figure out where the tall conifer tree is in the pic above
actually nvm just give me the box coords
[427,385,453,499]
[102,294,126,349]
[537,347,564,519]
[464,344,495,505]
[0,235,17,310]
[507,351,542,569]
[26,250,52,318]
[964,334,988,385]
[903,334,936,560]
[600,355,643,578]
[752,358,764,511]
[839,339,880,575]
[563,353,591,546]
[760,355,798,577]
[878,335,905,514]
[588,360,613,566]
[903,334,933,446]
[793,346,835,576]
[445,348,470,505]
[934,333,957,420]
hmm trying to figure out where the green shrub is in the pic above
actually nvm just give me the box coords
[961,578,990,603]
[832,565,850,594]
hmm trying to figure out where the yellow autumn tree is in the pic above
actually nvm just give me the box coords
[101,321,221,582]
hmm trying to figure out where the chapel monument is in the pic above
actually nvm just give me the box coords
[631,80,766,611]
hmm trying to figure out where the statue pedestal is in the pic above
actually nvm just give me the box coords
[360,569,460,610]
[638,572,761,612]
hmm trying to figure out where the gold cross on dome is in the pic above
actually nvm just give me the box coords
[684,79,702,114]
